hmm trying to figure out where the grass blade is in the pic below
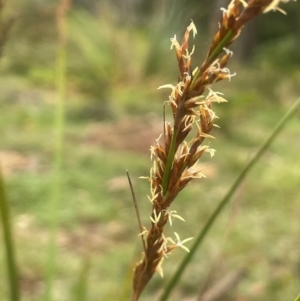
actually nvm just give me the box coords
[72,258,90,301]
[44,1,69,300]
[0,170,20,301]
[159,97,300,301]
[294,294,300,301]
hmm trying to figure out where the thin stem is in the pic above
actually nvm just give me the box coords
[294,294,300,301]
[163,105,166,144]
[0,170,20,301]
[162,129,178,194]
[191,30,234,88]
[126,170,146,254]
[73,258,90,301]
[44,1,69,300]
[159,97,300,301]
[206,31,234,67]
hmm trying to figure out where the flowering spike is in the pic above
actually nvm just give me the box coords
[131,1,296,298]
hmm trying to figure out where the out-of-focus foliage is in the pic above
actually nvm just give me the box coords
[6,0,299,83]
[2,0,299,122]
[1,0,299,124]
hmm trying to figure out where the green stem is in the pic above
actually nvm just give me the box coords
[294,294,300,301]
[44,4,67,301]
[73,258,90,301]
[0,171,20,301]
[191,30,234,88]
[162,128,178,194]
[207,31,234,64]
[159,97,300,301]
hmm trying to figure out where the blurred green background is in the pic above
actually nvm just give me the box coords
[0,0,300,300]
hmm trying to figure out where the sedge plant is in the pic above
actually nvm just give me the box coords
[130,1,297,300]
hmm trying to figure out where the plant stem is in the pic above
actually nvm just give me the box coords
[44,1,69,300]
[294,294,300,301]
[0,170,20,301]
[159,97,300,301]
[162,129,178,194]
[191,30,234,88]
[73,258,90,301]
[206,31,234,66]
